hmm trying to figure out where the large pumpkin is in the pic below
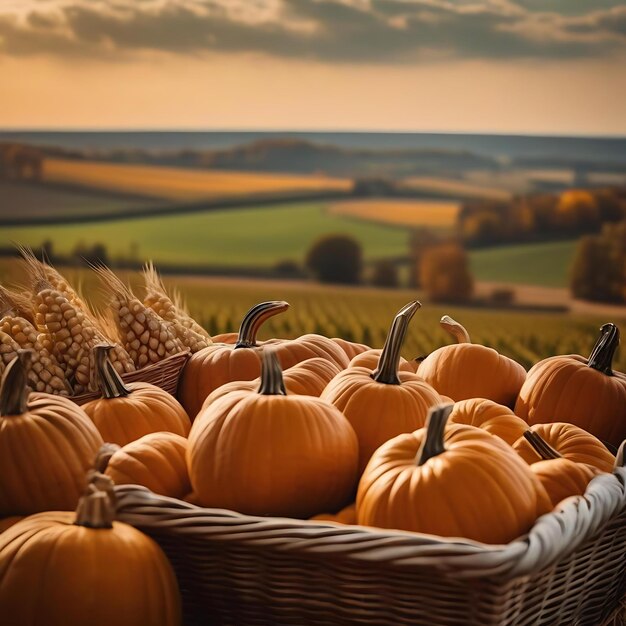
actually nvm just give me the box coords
[357,405,552,544]
[417,316,526,407]
[0,351,103,516]
[331,337,371,361]
[448,398,528,446]
[178,300,289,418]
[522,430,599,508]
[515,323,626,449]
[188,349,359,518]
[103,433,191,500]
[321,301,441,473]
[348,348,415,373]
[82,345,191,446]
[512,422,615,473]
[0,474,181,626]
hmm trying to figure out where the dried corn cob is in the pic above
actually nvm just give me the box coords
[94,265,184,368]
[0,330,70,394]
[33,281,135,393]
[142,262,211,353]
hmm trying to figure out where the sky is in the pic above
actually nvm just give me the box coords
[0,0,625,135]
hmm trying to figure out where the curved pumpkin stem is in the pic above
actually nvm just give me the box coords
[523,430,562,460]
[74,473,116,529]
[372,300,421,385]
[257,349,286,396]
[235,301,289,349]
[93,344,131,399]
[440,315,471,344]
[587,323,619,376]
[0,350,32,416]
[94,442,121,473]
[417,404,454,465]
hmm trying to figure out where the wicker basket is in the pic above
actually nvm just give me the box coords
[115,466,626,626]
[70,351,190,405]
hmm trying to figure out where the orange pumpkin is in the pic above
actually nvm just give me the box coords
[0,516,23,534]
[515,323,626,449]
[357,405,552,544]
[178,300,289,418]
[522,430,599,507]
[82,345,191,446]
[448,398,529,446]
[513,423,615,473]
[321,301,441,473]
[310,503,357,525]
[348,348,415,373]
[0,351,103,516]
[331,337,370,360]
[103,433,191,500]
[417,316,526,407]
[188,349,359,518]
[0,474,181,626]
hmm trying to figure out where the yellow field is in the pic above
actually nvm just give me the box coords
[400,176,511,201]
[43,158,352,201]
[328,198,459,229]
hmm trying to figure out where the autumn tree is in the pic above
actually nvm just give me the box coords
[420,243,474,303]
[556,190,600,233]
[305,234,362,284]
[370,260,399,288]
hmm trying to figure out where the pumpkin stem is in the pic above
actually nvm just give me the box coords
[74,472,116,529]
[416,404,454,465]
[93,344,131,399]
[440,315,471,343]
[235,301,290,349]
[615,441,625,469]
[587,323,620,376]
[257,349,286,396]
[523,430,562,460]
[0,350,32,416]
[372,300,421,385]
[94,443,121,473]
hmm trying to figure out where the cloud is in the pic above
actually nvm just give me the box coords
[0,0,624,63]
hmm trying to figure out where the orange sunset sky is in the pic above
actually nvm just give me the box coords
[1,0,625,134]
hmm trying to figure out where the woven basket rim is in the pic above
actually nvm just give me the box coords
[115,466,626,581]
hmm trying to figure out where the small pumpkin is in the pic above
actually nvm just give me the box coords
[348,348,415,373]
[102,434,191,500]
[178,300,289,418]
[82,345,191,447]
[417,316,526,407]
[357,405,552,544]
[522,430,599,508]
[188,349,359,518]
[515,323,626,449]
[0,473,181,626]
[512,422,615,473]
[448,398,529,446]
[0,351,103,516]
[310,503,357,525]
[321,301,441,473]
[331,337,371,360]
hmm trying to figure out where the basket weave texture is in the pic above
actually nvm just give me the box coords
[70,351,190,405]
[115,466,626,626]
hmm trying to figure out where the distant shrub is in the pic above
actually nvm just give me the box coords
[370,260,399,288]
[305,235,362,284]
[420,243,474,303]
[489,288,515,306]
[273,259,303,278]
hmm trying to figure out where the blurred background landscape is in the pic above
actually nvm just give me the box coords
[1,0,625,365]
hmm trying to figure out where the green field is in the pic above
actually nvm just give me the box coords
[0,202,408,267]
[469,240,576,288]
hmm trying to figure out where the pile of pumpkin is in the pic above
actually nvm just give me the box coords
[0,260,625,625]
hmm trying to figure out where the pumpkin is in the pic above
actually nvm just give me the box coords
[188,349,359,518]
[417,316,526,407]
[178,300,289,418]
[103,433,191,500]
[0,516,23,534]
[522,430,598,507]
[321,301,441,473]
[0,351,103,516]
[310,503,357,525]
[348,348,415,373]
[357,405,552,544]
[515,323,626,449]
[331,337,370,360]
[448,398,529,446]
[82,345,191,446]
[0,473,181,626]
[512,422,615,473]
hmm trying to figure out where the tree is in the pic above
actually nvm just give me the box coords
[420,243,474,303]
[370,260,398,288]
[569,234,621,302]
[556,190,600,233]
[305,235,362,284]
